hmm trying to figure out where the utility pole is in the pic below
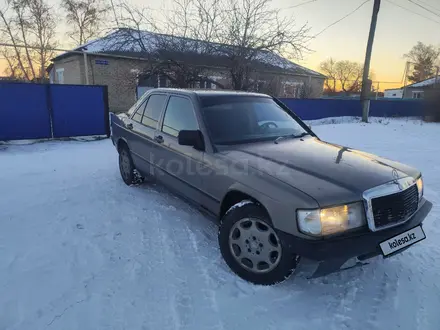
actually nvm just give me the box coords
[403,61,410,98]
[361,0,381,122]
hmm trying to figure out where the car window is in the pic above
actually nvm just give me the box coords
[200,96,307,144]
[141,94,167,128]
[162,96,198,137]
[127,92,149,116]
[132,101,146,123]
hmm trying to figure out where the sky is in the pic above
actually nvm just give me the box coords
[272,0,440,90]
[1,0,439,90]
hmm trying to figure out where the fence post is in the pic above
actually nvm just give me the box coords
[45,84,54,138]
[103,85,110,137]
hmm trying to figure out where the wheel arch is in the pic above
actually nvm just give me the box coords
[219,186,271,222]
[116,138,129,153]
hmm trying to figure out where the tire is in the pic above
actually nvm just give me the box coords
[218,202,298,285]
[118,145,139,186]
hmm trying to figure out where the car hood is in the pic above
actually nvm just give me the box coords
[220,136,420,206]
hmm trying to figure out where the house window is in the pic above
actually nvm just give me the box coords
[56,68,64,84]
[283,81,302,98]
[412,91,424,99]
[158,75,167,88]
[392,93,396,96]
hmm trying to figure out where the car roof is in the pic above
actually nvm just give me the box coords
[150,88,271,98]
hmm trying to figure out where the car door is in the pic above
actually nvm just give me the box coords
[127,93,168,176]
[153,95,205,204]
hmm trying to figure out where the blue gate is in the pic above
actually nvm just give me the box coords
[50,85,109,138]
[0,82,109,141]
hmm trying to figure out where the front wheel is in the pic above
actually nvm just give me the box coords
[218,202,298,285]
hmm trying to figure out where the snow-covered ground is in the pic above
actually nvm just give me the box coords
[1,119,439,330]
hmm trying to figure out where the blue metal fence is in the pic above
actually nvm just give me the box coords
[0,83,52,140]
[279,98,424,120]
[0,84,424,141]
[369,99,424,117]
[0,82,109,141]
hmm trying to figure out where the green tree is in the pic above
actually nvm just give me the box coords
[404,42,440,83]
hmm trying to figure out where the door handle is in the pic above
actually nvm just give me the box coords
[126,123,133,130]
[154,135,164,143]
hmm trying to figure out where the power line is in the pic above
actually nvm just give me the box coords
[415,0,440,13]
[284,0,318,10]
[385,0,440,24]
[313,0,371,38]
[408,0,440,18]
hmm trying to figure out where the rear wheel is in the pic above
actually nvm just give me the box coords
[218,202,298,285]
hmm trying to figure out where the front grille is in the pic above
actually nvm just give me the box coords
[371,184,418,228]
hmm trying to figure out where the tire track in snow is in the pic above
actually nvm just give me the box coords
[161,209,224,330]
[139,209,182,330]
[185,225,225,330]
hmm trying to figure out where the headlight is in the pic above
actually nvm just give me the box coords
[416,177,423,200]
[297,202,366,237]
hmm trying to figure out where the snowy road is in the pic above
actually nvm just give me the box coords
[1,119,439,330]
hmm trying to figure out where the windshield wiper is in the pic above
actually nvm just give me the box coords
[274,132,309,144]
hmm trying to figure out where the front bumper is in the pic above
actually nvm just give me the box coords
[281,199,433,277]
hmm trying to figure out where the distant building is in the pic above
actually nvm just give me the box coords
[0,76,23,82]
[384,88,404,99]
[50,28,326,113]
[384,76,439,99]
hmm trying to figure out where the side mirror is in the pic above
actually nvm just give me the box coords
[178,130,205,151]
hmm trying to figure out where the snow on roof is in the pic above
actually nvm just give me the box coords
[408,76,439,88]
[57,28,325,78]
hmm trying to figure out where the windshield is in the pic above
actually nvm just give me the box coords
[200,96,308,145]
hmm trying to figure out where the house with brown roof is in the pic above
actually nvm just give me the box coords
[50,28,326,113]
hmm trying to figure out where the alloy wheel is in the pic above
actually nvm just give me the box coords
[228,218,282,273]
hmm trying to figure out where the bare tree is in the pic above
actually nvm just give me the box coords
[0,2,31,80]
[110,0,225,88]
[335,60,363,93]
[27,0,58,79]
[11,0,37,78]
[62,0,110,45]
[404,42,440,83]
[0,47,27,78]
[0,0,57,80]
[319,58,337,92]
[216,0,310,90]
[110,0,310,91]
[319,58,369,93]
